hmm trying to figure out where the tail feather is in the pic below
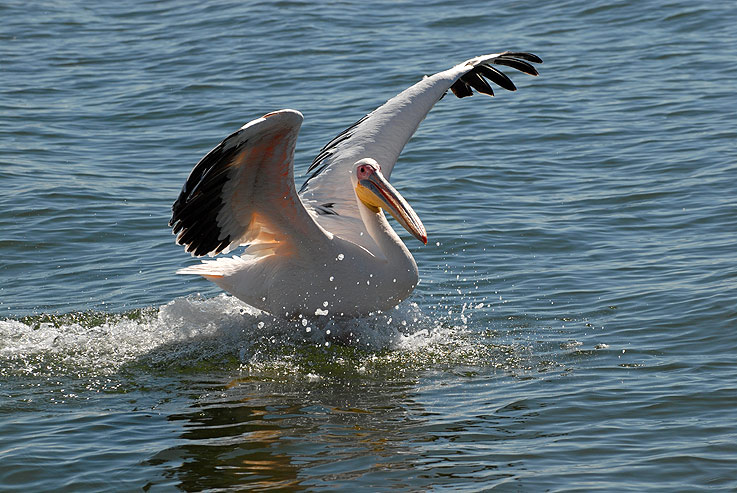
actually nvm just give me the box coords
[176,256,249,278]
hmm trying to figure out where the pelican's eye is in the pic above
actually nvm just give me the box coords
[357,165,373,179]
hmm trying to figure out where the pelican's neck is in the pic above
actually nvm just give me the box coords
[356,200,413,265]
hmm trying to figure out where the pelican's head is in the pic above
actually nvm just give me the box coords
[353,158,427,244]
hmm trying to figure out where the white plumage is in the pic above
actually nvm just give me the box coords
[170,51,541,317]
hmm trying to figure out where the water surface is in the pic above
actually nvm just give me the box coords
[1,0,736,490]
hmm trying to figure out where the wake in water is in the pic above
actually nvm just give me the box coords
[1,295,530,385]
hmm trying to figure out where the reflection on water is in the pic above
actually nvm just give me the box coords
[151,376,422,491]
[162,395,301,490]
[141,352,563,492]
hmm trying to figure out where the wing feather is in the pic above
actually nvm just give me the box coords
[299,51,541,244]
[170,109,327,257]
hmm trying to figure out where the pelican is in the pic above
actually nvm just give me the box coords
[170,51,542,317]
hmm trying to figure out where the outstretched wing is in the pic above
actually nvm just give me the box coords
[299,51,541,244]
[170,109,327,258]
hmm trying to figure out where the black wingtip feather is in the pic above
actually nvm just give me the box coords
[169,128,247,257]
[494,56,539,76]
[476,64,516,92]
[448,51,541,100]
[450,78,474,98]
[462,72,495,97]
[503,52,543,64]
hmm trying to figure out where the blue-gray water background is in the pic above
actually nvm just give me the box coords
[1,0,736,490]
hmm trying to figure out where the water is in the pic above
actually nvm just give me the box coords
[2,0,736,490]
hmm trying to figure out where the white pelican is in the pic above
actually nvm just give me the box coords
[170,51,542,317]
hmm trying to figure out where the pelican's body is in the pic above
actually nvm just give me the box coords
[170,52,541,317]
[195,204,419,316]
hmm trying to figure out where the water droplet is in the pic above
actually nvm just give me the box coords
[305,327,312,333]
[257,321,265,329]
[323,301,329,307]
[329,276,334,282]
[301,319,308,326]
[336,253,344,261]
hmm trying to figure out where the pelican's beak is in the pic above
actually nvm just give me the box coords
[356,170,427,244]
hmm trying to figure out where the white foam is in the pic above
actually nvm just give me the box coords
[0,294,471,378]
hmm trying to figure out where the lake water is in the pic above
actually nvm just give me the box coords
[2,0,736,490]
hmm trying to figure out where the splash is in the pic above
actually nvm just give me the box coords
[0,294,530,384]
